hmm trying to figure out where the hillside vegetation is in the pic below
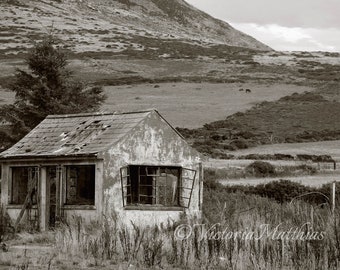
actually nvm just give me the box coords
[0,0,269,59]
[179,91,340,157]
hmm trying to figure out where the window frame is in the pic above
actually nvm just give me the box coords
[10,166,39,205]
[120,165,196,210]
[64,164,96,206]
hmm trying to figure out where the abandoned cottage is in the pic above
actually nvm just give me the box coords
[0,110,203,231]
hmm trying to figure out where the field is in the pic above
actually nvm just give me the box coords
[204,159,339,186]
[232,140,340,160]
[0,59,312,128]
[103,82,311,128]
[204,151,340,187]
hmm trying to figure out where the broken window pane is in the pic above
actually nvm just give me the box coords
[179,168,196,208]
[66,165,95,205]
[11,167,38,205]
[121,165,190,207]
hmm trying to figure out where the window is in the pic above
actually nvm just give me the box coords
[11,166,39,205]
[120,166,196,208]
[66,165,95,205]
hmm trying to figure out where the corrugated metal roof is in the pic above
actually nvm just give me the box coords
[0,110,154,159]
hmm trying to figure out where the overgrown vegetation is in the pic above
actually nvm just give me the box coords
[3,180,340,269]
[203,161,318,181]
[0,204,11,244]
[236,153,334,162]
[179,91,340,157]
[204,176,339,205]
[245,161,277,177]
[75,35,258,61]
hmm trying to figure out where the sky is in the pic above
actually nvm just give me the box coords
[186,0,340,52]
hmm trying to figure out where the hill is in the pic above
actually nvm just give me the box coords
[179,92,340,157]
[2,0,340,158]
[0,0,270,58]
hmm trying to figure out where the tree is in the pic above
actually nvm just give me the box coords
[0,36,106,149]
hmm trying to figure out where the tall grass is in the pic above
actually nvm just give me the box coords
[52,190,340,269]
[0,204,12,243]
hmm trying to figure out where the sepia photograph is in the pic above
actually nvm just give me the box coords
[0,0,340,269]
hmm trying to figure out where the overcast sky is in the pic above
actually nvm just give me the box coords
[186,0,340,52]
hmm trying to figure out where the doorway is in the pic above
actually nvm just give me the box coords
[47,167,57,228]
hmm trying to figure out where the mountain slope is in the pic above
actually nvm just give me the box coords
[0,0,271,57]
[178,92,340,158]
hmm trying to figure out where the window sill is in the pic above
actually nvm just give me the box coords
[124,205,184,211]
[7,205,96,210]
[7,204,34,209]
[63,205,96,210]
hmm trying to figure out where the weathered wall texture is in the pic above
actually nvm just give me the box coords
[1,159,103,228]
[100,111,202,226]
[1,111,203,228]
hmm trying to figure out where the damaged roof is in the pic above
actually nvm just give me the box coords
[0,110,164,159]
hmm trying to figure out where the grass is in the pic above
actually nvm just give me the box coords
[0,77,311,128]
[231,140,340,160]
[102,82,310,128]
[181,91,340,155]
[2,186,340,269]
[1,170,340,269]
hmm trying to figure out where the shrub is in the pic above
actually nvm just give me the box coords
[295,164,317,175]
[253,180,310,203]
[230,138,249,149]
[223,144,237,151]
[296,154,335,162]
[246,161,276,177]
[192,144,213,155]
[210,134,221,141]
[274,153,295,160]
[238,153,294,160]
[236,130,256,139]
[215,179,339,205]
[203,168,241,188]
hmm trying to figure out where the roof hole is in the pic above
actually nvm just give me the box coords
[102,124,111,130]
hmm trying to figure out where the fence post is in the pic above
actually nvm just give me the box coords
[331,181,336,214]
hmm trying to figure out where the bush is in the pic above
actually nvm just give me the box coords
[210,134,221,141]
[236,130,256,139]
[223,144,237,151]
[230,138,249,149]
[246,161,276,177]
[252,180,310,203]
[212,178,340,205]
[239,153,294,161]
[203,169,223,189]
[295,164,317,175]
[274,153,295,160]
[297,154,335,162]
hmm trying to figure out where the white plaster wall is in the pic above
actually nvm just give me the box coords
[100,111,203,227]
